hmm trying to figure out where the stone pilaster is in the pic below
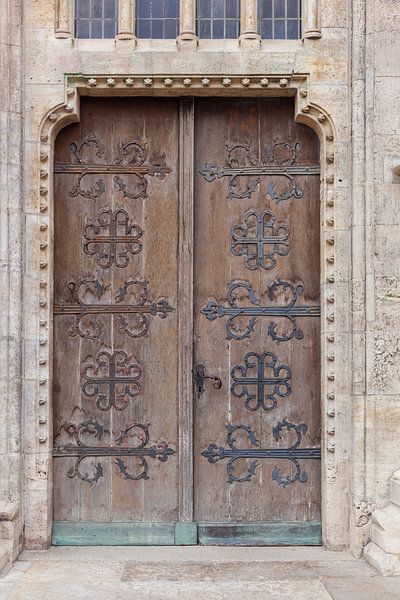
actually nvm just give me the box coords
[0,0,24,571]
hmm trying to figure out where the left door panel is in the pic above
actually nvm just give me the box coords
[53,98,180,543]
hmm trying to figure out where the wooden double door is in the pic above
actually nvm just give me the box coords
[53,96,321,546]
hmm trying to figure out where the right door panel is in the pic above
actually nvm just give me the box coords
[193,98,322,545]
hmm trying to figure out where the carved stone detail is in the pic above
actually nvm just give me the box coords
[355,501,374,527]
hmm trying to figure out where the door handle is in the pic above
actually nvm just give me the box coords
[193,363,222,398]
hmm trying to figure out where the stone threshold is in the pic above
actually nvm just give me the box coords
[20,546,354,562]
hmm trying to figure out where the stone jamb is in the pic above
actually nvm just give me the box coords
[24,72,345,550]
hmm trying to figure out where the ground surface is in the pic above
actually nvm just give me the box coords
[0,546,399,599]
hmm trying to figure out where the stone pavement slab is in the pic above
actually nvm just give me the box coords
[0,547,399,600]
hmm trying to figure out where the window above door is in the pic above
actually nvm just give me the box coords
[75,0,118,38]
[258,0,301,39]
[196,0,240,40]
[68,0,320,41]
[136,0,180,39]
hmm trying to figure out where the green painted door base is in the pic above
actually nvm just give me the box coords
[52,521,321,546]
[52,522,198,546]
[198,522,322,546]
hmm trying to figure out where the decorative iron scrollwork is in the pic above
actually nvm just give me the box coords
[231,210,290,270]
[54,278,174,340]
[201,279,320,341]
[231,352,291,411]
[53,418,175,485]
[70,175,106,201]
[112,141,171,200]
[81,350,142,411]
[265,141,302,166]
[54,134,171,201]
[69,133,106,164]
[114,141,147,167]
[83,208,143,269]
[68,133,106,200]
[113,175,147,200]
[199,142,319,202]
[201,420,320,486]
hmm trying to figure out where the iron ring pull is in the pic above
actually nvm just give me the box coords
[193,363,222,398]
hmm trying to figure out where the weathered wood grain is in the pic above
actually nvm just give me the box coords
[53,98,180,527]
[193,98,321,534]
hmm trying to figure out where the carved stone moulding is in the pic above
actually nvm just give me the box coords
[68,74,307,96]
[33,72,341,548]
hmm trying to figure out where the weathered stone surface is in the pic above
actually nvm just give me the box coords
[364,542,400,577]
[365,470,400,574]
[0,0,23,572]
[1,547,399,599]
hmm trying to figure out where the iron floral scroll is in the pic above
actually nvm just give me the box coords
[54,134,171,201]
[231,351,291,412]
[231,210,290,270]
[54,278,174,341]
[201,420,321,487]
[83,208,143,269]
[81,350,143,411]
[53,418,175,485]
[199,142,320,202]
[201,279,320,341]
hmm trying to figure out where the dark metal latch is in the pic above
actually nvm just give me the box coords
[193,363,222,398]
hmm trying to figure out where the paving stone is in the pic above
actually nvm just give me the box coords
[1,549,400,600]
[121,560,317,582]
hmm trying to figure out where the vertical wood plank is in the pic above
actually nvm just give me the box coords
[178,97,195,523]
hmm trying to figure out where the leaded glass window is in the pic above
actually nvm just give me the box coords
[136,0,180,38]
[258,0,301,39]
[196,0,240,39]
[75,0,118,38]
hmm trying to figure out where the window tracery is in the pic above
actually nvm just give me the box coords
[75,0,118,38]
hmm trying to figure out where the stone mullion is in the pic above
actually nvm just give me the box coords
[302,0,321,39]
[239,0,260,46]
[55,0,73,38]
[177,0,198,46]
[117,0,136,40]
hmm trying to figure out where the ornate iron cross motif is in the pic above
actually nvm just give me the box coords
[201,420,321,486]
[54,278,174,340]
[231,210,290,270]
[231,352,291,412]
[81,350,142,411]
[53,418,175,485]
[54,134,171,201]
[84,208,143,269]
[199,142,319,202]
[201,279,320,341]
